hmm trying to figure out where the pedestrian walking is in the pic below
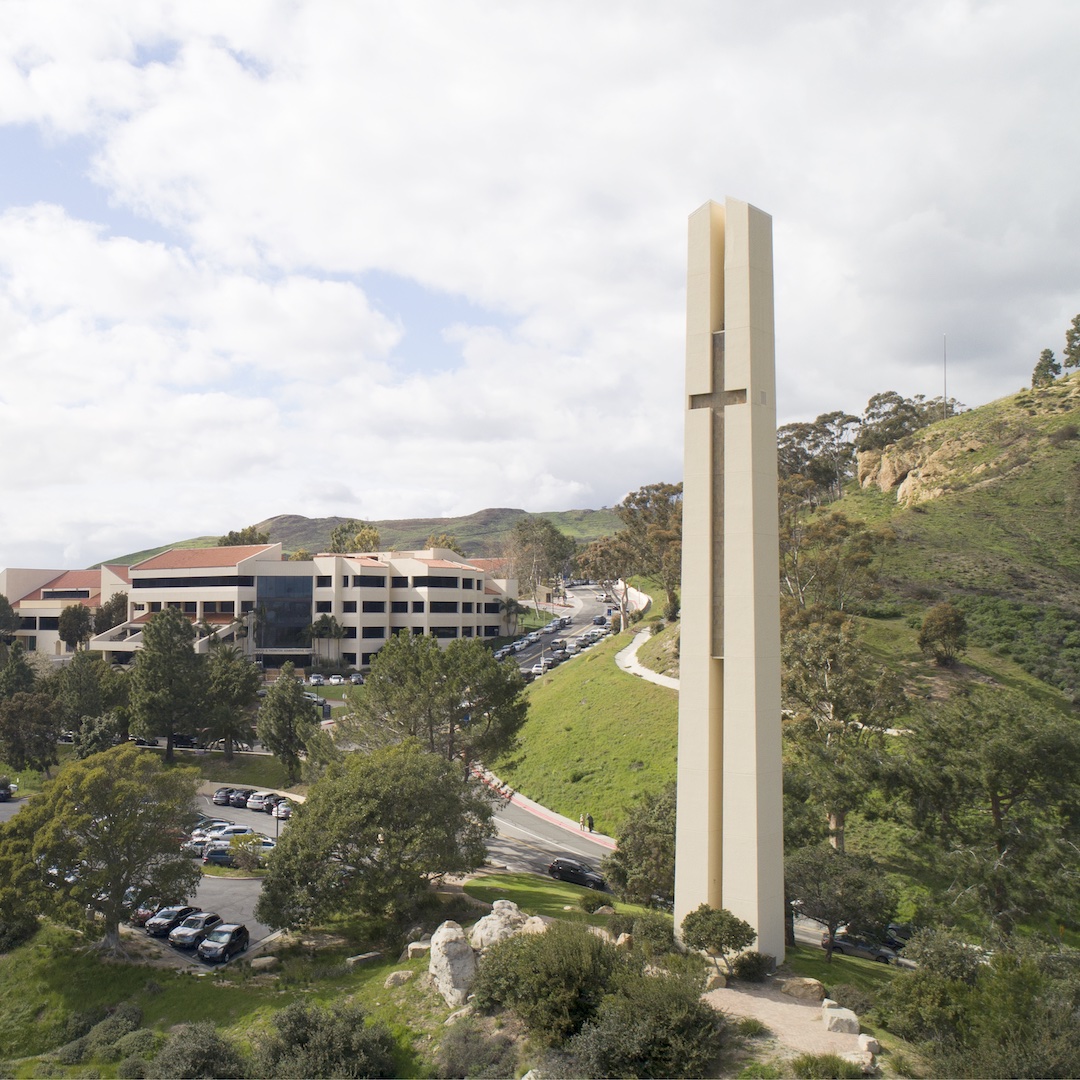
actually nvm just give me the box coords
[579,813,585,831]
[586,813,594,833]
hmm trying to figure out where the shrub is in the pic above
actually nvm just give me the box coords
[731,950,772,982]
[117,1057,150,1079]
[86,1002,142,1061]
[565,971,728,1078]
[115,1029,160,1060]
[789,1052,865,1078]
[435,1018,518,1080]
[61,1008,108,1044]
[578,892,609,914]
[472,920,627,1041]
[681,904,756,971]
[607,913,635,938]
[54,1037,89,1065]
[153,1022,248,1079]
[876,969,962,1042]
[826,983,874,1018]
[631,910,675,956]
[253,1000,396,1078]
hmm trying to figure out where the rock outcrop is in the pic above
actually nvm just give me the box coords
[429,922,477,1007]
[469,899,528,951]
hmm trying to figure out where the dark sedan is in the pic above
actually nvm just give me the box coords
[197,923,250,963]
[547,857,606,891]
[145,905,198,937]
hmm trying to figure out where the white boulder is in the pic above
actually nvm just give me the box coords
[429,921,477,1007]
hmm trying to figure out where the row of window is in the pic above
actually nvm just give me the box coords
[339,625,498,668]
[313,574,477,590]
[314,600,500,616]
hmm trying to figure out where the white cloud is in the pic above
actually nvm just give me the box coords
[1,1,1080,566]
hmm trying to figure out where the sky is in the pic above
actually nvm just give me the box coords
[1,1,1079,570]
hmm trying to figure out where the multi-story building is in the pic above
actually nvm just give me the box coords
[2,544,517,671]
[0,565,130,658]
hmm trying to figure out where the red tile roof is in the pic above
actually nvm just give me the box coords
[132,545,276,571]
[103,564,132,584]
[16,569,103,606]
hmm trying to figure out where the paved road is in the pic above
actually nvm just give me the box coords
[488,796,611,878]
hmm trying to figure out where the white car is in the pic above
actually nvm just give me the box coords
[530,662,546,675]
[328,674,345,685]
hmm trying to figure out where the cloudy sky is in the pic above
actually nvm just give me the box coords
[2,1,1079,570]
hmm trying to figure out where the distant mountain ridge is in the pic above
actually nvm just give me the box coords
[104,507,623,566]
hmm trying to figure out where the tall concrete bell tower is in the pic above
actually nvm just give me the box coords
[674,198,785,962]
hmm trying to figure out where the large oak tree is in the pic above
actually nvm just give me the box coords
[0,743,201,951]
[256,739,494,926]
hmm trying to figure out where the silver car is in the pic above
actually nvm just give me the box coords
[169,911,223,949]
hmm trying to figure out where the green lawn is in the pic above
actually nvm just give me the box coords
[464,871,658,924]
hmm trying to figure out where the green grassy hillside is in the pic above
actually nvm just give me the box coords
[844,374,1080,612]
[492,633,678,836]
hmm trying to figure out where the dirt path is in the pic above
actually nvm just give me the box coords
[705,979,864,1063]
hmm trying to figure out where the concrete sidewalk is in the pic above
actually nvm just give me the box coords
[615,631,679,690]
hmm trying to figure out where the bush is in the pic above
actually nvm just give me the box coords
[607,913,635,938]
[825,983,874,1018]
[54,1037,88,1066]
[117,1057,150,1079]
[578,892,609,913]
[115,1029,160,1060]
[789,1052,865,1078]
[681,904,756,971]
[153,1022,248,1079]
[876,969,963,1042]
[472,920,627,1041]
[253,1000,396,1078]
[731,951,772,983]
[631,911,675,956]
[435,1018,518,1080]
[565,971,728,1078]
[86,1002,142,1061]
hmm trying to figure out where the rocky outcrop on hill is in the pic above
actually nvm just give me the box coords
[858,434,987,505]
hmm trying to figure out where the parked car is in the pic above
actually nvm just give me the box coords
[308,673,325,685]
[530,663,546,675]
[129,735,159,746]
[348,673,364,685]
[822,929,896,963]
[202,836,275,867]
[193,816,232,832]
[169,911,223,949]
[547,857,606,891]
[592,615,607,626]
[328,674,345,685]
[302,692,325,706]
[198,923,250,962]
[272,799,293,820]
[261,793,285,814]
[245,791,272,812]
[212,787,236,806]
[185,824,256,855]
[145,905,198,937]
[229,788,256,808]
[126,892,164,927]
[884,923,914,951]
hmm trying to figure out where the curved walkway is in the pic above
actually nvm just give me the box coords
[615,630,679,690]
